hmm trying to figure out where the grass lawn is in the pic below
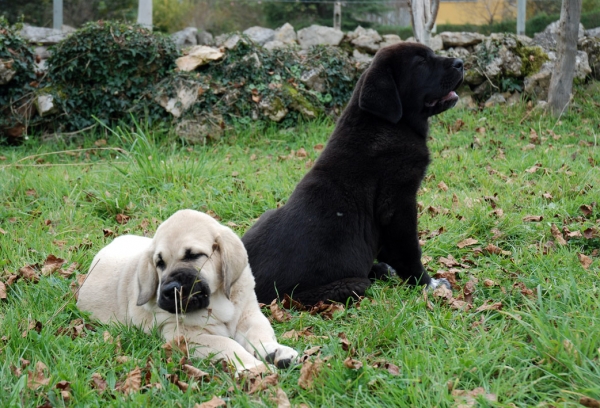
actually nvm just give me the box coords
[1,84,600,407]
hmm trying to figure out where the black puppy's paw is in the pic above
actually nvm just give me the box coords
[369,263,397,281]
[428,277,451,290]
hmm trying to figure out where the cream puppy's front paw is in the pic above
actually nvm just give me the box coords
[257,342,299,369]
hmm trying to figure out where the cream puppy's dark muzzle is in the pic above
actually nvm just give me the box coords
[158,268,210,313]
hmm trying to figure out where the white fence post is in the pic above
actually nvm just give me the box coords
[53,0,63,30]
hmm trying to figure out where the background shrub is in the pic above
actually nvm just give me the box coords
[47,20,178,131]
[0,16,39,142]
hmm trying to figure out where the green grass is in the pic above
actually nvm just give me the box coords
[1,84,600,407]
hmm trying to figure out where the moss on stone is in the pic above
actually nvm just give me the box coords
[282,83,323,118]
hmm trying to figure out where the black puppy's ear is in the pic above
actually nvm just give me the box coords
[358,59,402,124]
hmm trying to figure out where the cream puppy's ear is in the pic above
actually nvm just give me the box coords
[213,228,248,299]
[136,250,159,306]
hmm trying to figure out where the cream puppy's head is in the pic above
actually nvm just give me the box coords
[136,209,248,314]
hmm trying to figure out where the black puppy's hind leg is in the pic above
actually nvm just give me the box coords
[368,262,397,281]
[291,277,372,306]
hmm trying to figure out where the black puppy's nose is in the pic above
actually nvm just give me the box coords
[160,281,182,299]
[452,59,464,71]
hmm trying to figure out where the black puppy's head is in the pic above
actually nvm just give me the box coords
[358,42,464,124]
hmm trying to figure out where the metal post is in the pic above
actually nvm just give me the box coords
[53,0,63,30]
[334,2,342,30]
[517,0,526,35]
[137,0,153,29]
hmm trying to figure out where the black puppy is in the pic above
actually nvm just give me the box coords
[242,42,464,305]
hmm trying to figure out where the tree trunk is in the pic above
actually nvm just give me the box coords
[547,0,582,116]
[409,0,440,47]
[137,0,153,29]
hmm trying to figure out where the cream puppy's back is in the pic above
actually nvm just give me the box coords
[77,235,151,324]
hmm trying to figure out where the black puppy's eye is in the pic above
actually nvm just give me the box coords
[184,249,206,261]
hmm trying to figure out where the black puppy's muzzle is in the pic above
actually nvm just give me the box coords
[158,268,210,314]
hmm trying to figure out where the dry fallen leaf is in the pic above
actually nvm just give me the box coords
[550,224,567,245]
[578,253,593,270]
[438,181,449,191]
[162,336,189,358]
[91,372,107,392]
[298,358,323,390]
[195,395,227,408]
[59,262,79,278]
[270,387,291,408]
[118,366,142,394]
[580,204,594,217]
[452,387,497,408]
[475,301,503,312]
[302,345,322,358]
[270,299,291,322]
[439,254,460,268]
[55,380,71,400]
[27,361,50,390]
[580,396,600,408]
[0,281,6,300]
[41,254,66,276]
[182,364,210,381]
[19,265,40,282]
[343,357,363,370]
[116,213,130,225]
[375,361,401,376]
[296,148,308,158]
[483,279,496,287]
[457,238,478,249]
[523,215,543,222]
[247,372,279,394]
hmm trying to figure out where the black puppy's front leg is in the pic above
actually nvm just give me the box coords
[377,202,434,287]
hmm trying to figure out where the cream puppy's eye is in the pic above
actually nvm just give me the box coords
[156,254,166,269]
[184,249,206,261]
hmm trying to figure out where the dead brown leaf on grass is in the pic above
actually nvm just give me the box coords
[457,238,478,249]
[116,213,130,225]
[22,320,43,338]
[302,345,322,359]
[309,301,345,320]
[270,299,291,322]
[580,204,594,217]
[475,301,503,312]
[195,396,227,408]
[117,366,142,394]
[0,281,6,300]
[452,387,497,407]
[270,387,291,408]
[298,358,323,389]
[343,357,363,370]
[55,318,95,339]
[578,253,593,270]
[59,262,79,278]
[439,254,460,268]
[90,372,108,392]
[580,396,600,408]
[55,380,71,400]
[583,227,599,239]
[282,326,324,341]
[246,372,279,394]
[181,364,210,382]
[19,265,40,282]
[551,224,567,245]
[434,269,460,287]
[438,181,449,191]
[523,215,543,222]
[162,336,189,358]
[41,254,66,276]
[27,361,50,390]
[483,243,511,256]
[373,361,401,376]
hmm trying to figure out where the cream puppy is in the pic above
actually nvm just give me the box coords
[77,209,298,373]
